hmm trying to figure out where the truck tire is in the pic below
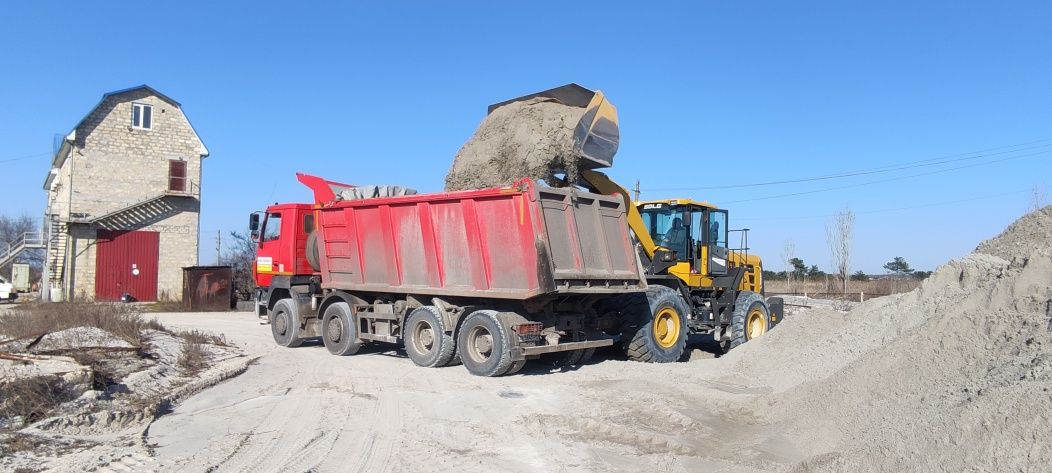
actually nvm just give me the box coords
[547,348,593,367]
[503,360,527,375]
[305,232,321,272]
[270,298,305,348]
[621,286,688,363]
[322,302,362,356]
[728,291,770,349]
[457,310,514,377]
[404,306,456,367]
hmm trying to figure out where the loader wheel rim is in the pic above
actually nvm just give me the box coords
[411,320,436,354]
[326,316,344,343]
[466,326,494,363]
[747,308,767,340]
[653,307,681,349]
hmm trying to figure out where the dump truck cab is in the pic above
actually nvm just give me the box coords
[250,203,318,309]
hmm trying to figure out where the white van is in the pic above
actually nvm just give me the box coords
[0,275,16,302]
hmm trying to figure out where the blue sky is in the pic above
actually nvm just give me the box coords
[1,1,1049,273]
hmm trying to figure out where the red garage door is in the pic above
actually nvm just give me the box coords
[95,230,159,302]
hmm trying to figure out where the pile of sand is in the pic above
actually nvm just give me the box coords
[722,206,1052,471]
[445,97,586,191]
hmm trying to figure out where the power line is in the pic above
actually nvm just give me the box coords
[735,189,1030,222]
[0,151,51,164]
[719,149,1050,205]
[645,138,1052,192]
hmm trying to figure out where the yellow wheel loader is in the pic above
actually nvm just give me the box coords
[487,84,785,362]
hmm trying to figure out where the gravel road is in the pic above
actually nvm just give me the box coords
[143,311,805,473]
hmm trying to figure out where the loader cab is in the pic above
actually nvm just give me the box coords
[249,203,316,288]
[638,200,728,278]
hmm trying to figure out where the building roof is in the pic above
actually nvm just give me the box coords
[44,85,209,190]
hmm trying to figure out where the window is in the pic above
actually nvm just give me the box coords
[132,103,153,129]
[640,204,689,257]
[303,214,315,234]
[708,210,728,248]
[168,160,187,193]
[262,212,282,242]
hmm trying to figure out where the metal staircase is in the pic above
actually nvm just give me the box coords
[0,232,45,268]
[46,215,67,285]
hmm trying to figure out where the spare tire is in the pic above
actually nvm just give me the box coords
[306,231,321,272]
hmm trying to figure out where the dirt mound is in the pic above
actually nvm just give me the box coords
[721,206,1052,472]
[29,326,135,353]
[445,97,586,191]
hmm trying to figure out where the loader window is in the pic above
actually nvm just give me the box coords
[708,210,728,248]
[641,205,689,257]
[262,212,282,242]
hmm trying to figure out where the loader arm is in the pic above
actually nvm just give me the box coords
[580,169,660,261]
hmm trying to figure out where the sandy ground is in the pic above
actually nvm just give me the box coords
[141,312,807,473]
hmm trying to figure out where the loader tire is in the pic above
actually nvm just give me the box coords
[404,306,456,367]
[322,302,362,356]
[457,310,514,377]
[270,298,304,348]
[621,286,688,363]
[728,292,770,350]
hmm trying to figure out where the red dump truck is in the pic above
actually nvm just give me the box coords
[250,174,646,376]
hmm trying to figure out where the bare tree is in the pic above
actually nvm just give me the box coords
[222,230,258,301]
[825,207,855,294]
[781,239,796,293]
[1029,185,1048,212]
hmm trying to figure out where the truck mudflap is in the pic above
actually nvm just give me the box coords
[766,297,785,328]
[510,339,614,361]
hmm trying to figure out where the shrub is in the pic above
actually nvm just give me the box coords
[0,376,78,425]
[0,303,166,350]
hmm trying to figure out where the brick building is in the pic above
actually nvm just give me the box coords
[43,85,209,302]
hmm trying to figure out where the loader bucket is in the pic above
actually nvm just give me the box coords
[487,83,620,170]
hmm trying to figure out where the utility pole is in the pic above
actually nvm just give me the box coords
[633,180,641,202]
[215,230,221,265]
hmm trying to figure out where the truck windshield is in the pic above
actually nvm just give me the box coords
[640,204,689,257]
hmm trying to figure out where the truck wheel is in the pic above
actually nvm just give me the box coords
[270,299,304,348]
[404,306,456,367]
[503,360,527,375]
[322,302,362,356]
[621,286,688,363]
[728,292,770,349]
[548,348,590,367]
[457,310,513,377]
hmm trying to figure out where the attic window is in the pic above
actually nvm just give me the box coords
[132,103,153,130]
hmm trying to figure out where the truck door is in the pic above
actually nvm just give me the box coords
[256,211,284,287]
[706,209,729,276]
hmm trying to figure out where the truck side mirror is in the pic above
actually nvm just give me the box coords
[249,212,261,240]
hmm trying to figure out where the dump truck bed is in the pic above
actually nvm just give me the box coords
[316,180,644,299]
